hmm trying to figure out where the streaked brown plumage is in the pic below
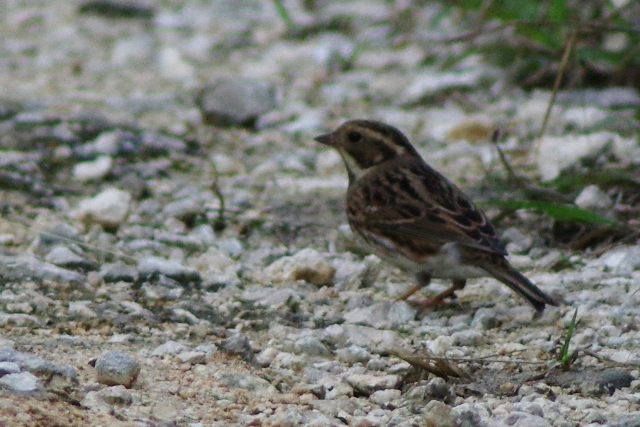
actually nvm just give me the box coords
[315,119,559,312]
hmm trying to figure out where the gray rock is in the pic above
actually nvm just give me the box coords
[0,372,41,392]
[99,261,139,283]
[425,377,451,400]
[421,400,457,426]
[264,248,335,286]
[98,384,133,406]
[369,389,401,406]
[162,197,203,222]
[387,301,417,326]
[140,283,184,301]
[335,346,371,365]
[451,330,485,347]
[39,223,80,245]
[44,245,97,271]
[73,155,113,182]
[452,403,483,427]
[137,256,201,284]
[537,132,614,181]
[152,340,189,356]
[72,187,132,228]
[80,390,113,415]
[471,308,501,330]
[176,351,206,365]
[196,78,277,127]
[0,254,85,283]
[0,347,78,396]
[499,411,552,427]
[608,414,640,427]
[342,325,403,354]
[575,185,612,211]
[68,301,98,319]
[294,336,330,357]
[259,407,336,426]
[213,371,277,396]
[323,378,356,401]
[220,334,256,364]
[94,350,141,388]
[547,368,633,396]
[345,373,400,395]
[0,361,21,375]
[599,246,640,275]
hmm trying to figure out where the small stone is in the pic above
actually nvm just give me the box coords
[537,132,614,181]
[211,153,245,175]
[547,368,633,396]
[98,385,133,406]
[73,156,113,182]
[175,351,206,365]
[73,188,131,229]
[138,256,201,284]
[451,403,483,427]
[575,185,612,210]
[100,261,139,283]
[345,374,400,395]
[220,334,256,363]
[68,301,98,319]
[45,246,96,271]
[152,341,189,356]
[171,308,200,325]
[196,78,277,127]
[599,246,640,275]
[94,351,140,388]
[335,346,371,365]
[342,325,402,354]
[316,376,354,400]
[264,248,335,286]
[425,377,450,400]
[387,301,417,326]
[162,198,203,222]
[39,223,80,245]
[0,361,21,375]
[0,254,85,283]
[451,330,485,347]
[0,372,41,392]
[294,336,330,357]
[501,412,551,427]
[213,371,277,396]
[471,308,500,330]
[423,400,456,427]
[256,347,280,367]
[82,391,113,414]
[608,414,640,427]
[370,389,401,406]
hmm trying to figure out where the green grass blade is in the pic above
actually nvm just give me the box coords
[488,199,617,225]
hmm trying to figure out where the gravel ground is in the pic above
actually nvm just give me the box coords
[1,1,640,426]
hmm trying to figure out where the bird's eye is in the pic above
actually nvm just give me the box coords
[347,131,362,143]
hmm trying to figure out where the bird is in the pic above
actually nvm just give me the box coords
[314,119,559,312]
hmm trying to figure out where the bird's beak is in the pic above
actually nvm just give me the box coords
[314,132,334,145]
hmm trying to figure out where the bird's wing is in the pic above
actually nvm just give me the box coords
[346,159,507,256]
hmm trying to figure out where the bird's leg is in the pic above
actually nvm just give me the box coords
[418,279,467,307]
[395,272,432,301]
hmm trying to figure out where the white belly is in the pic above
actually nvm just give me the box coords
[353,232,487,280]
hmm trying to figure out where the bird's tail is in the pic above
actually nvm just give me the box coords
[483,260,560,312]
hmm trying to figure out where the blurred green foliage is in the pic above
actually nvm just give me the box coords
[442,0,640,88]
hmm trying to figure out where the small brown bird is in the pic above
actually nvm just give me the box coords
[315,120,559,312]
